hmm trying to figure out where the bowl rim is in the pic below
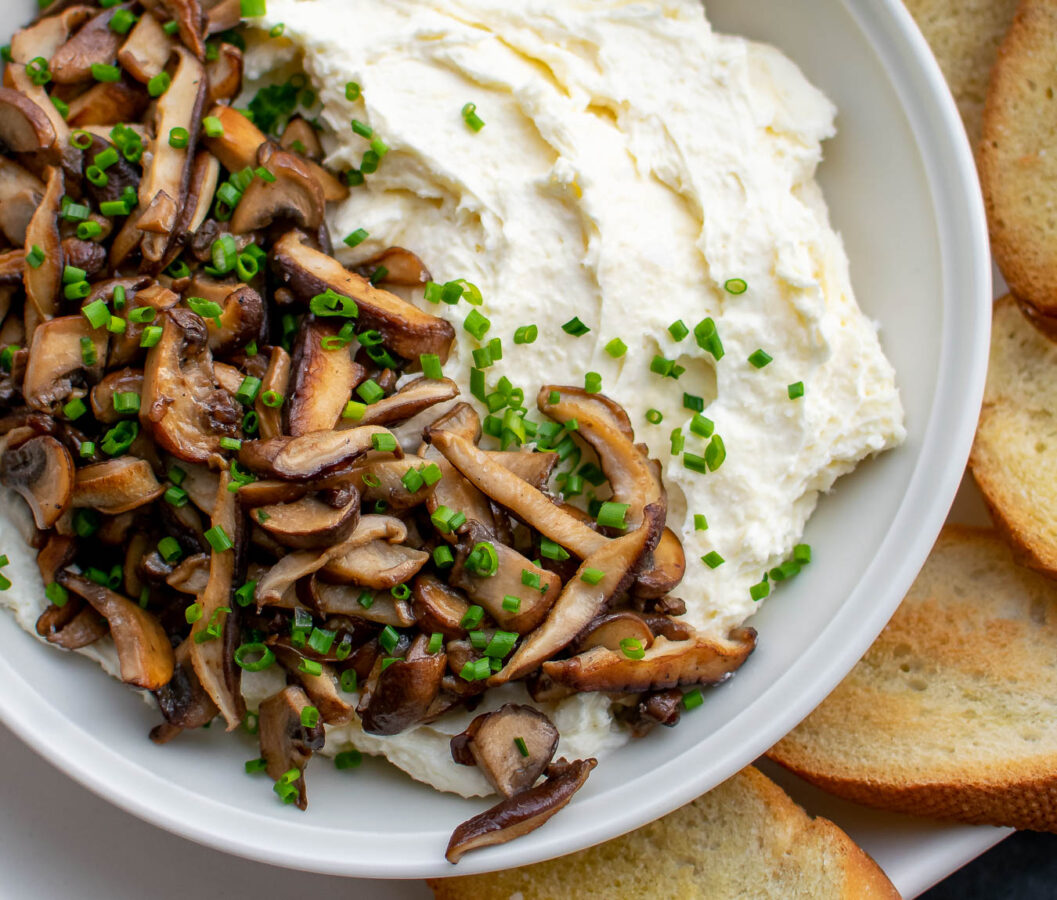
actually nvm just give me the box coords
[0,0,991,879]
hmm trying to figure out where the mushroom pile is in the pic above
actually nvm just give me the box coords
[0,0,757,863]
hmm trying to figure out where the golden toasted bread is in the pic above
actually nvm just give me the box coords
[971,296,1057,574]
[769,525,1057,830]
[980,0,1057,313]
[427,766,898,900]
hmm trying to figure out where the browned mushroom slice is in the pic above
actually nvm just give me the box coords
[251,490,360,550]
[205,40,241,105]
[280,115,323,161]
[271,644,353,725]
[14,5,93,56]
[138,46,206,266]
[572,611,655,654]
[255,346,290,440]
[117,11,173,83]
[23,165,64,322]
[72,457,163,514]
[66,78,149,128]
[411,574,471,638]
[106,282,179,367]
[490,507,664,685]
[89,367,143,424]
[341,376,458,429]
[173,459,218,513]
[212,361,243,396]
[158,0,207,60]
[22,315,106,413]
[633,526,685,599]
[428,428,605,558]
[201,105,348,202]
[189,471,244,729]
[50,6,126,84]
[36,599,108,649]
[151,636,219,741]
[239,426,397,480]
[0,87,57,155]
[141,308,240,465]
[62,238,107,278]
[354,246,431,287]
[451,522,560,634]
[231,143,324,235]
[183,276,264,355]
[166,151,219,262]
[542,627,757,693]
[258,685,325,811]
[287,319,364,436]
[310,581,415,627]
[350,458,436,512]
[0,249,25,285]
[254,514,407,606]
[165,552,210,594]
[0,157,43,245]
[493,449,558,489]
[538,386,662,530]
[0,435,74,528]
[450,704,559,798]
[357,633,446,735]
[272,230,456,362]
[204,0,241,36]
[58,570,175,690]
[445,757,597,864]
[320,540,429,588]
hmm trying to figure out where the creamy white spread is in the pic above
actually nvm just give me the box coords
[0,0,905,800]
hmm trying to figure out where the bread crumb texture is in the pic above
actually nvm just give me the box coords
[980,0,1057,313]
[902,0,1017,145]
[971,297,1057,575]
[427,767,897,899]
[770,524,1057,830]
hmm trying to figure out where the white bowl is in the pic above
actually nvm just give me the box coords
[0,0,990,879]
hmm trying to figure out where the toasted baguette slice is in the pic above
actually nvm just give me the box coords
[980,0,1057,313]
[970,296,1057,575]
[769,525,1057,830]
[902,0,1018,146]
[427,766,898,900]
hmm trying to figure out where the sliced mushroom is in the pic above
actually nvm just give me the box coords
[411,574,471,638]
[341,376,458,429]
[0,435,74,528]
[251,490,360,550]
[286,319,364,436]
[490,506,664,685]
[72,457,164,514]
[357,633,446,735]
[50,6,126,84]
[253,514,407,606]
[185,276,264,355]
[165,150,220,265]
[62,237,108,278]
[66,78,149,128]
[212,360,243,396]
[633,526,686,599]
[319,539,429,588]
[36,599,108,649]
[309,581,415,627]
[13,6,93,59]
[165,551,210,594]
[22,315,106,412]
[0,87,57,155]
[450,704,558,798]
[542,627,757,693]
[255,346,289,440]
[188,470,244,729]
[22,165,63,322]
[158,0,207,60]
[258,685,325,811]
[271,643,353,725]
[450,521,560,634]
[89,367,143,424]
[349,458,438,512]
[106,282,179,368]
[58,570,175,690]
[230,143,324,235]
[354,246,431,287]
[174,460,218,513]
[204,0,241,34]
[238,426,397,480]
[0,156,43,244]
[138,46,205,266]
[571,611,655,655]
[117,11,173,83]
[151,636,218,740]
[205,41,241,105]
[272,230,456,362]
[280,115,323,161]
[141,307,240,465]
[445,757,597,864]
[201,105,348,202]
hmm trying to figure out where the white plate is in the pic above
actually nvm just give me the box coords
[0,0,991,879]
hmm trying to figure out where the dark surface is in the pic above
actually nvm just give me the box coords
[923,831,1057,899]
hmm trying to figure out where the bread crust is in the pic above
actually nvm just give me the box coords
[769,525,1057,831]
[980,0,1057,314]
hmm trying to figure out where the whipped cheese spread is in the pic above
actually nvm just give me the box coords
[0,0,905,799]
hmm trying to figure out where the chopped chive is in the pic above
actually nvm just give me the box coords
[205,525,233,552]
[620,637,645,660]
[158,536,183,563]
[357,379,385,404]
[147,71,171,97]
[25,245,45,268]
[584,371,601,394]
[683,452,707,473]
[668,320,689,341]
[580,567,605,585]
[514,324,538,344]
[788,381,805,399]
[432,545,454,569]
[62,397,87,420]
[90,63,121,83]
[689,414,714,438]
[694,513,708,531]
[670,427,684,455]
[794,543,812,564]
[724,278,748,295]
[344,227,369,248]
[561,317,590,337]
[596,501,628,530]
[702,551,724,569]
[750,578,770,601]
[464,309,491,341]
[646,408,663,425]
[683,688,704,710]
[345,81,361,101]
[164,485,189,507]
[169,126,189,148]
[604,337,627,358]
[82,299,111,329]
[705,434,726,471]
[502,595,521,613]
[748,349,772,369]
[234,642,274,671]
[371,433,397,453]
[683,393,704,412]
[539,538,569,561]
[461,101,485,132]
[693,317,724,360]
